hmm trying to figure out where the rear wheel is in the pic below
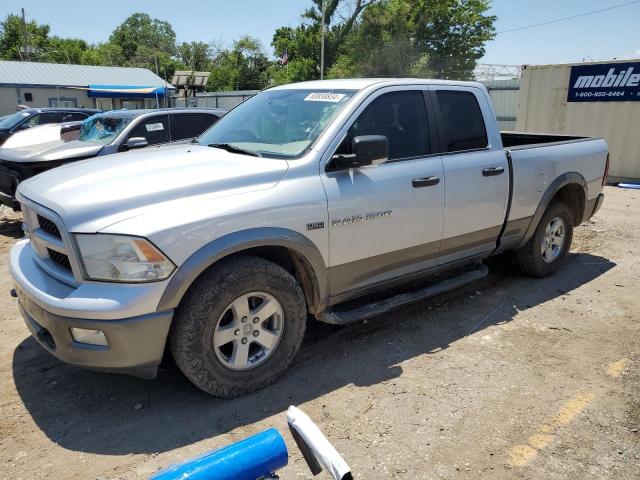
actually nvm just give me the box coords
[514,202,574,277]
[170,256,306,397]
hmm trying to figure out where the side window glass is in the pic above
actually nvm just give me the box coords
[336,91,430,161]
[62,112,88,122]
[170,113,218,141]
[22,114,41,129]
[435,90,488,152]
[127,115,170,145]
[22,113,63,129]
[38,112,63,124]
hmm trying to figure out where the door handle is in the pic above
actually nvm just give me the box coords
[482,167,505,177]
[412,176,440,188]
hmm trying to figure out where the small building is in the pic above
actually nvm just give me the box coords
[517,59,640,181]
[0,60,174,115]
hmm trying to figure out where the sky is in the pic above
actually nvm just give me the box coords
[1,0,639,66]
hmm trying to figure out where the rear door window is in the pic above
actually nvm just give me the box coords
[62,112,90,122]
[170,113,219,141]
[435,90,488,152]
[23,112,63,128]
[126,114,170,145]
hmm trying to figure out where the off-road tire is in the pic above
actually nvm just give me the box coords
[514,202,574,278]
[170,255,306,397]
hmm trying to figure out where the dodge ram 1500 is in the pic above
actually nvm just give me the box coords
[9,79,608,397]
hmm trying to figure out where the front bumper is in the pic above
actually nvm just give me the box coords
[10,239,174,378]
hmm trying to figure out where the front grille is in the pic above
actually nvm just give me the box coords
[47,248,72,272]
[22,201,78,283]
[38,215,61,239]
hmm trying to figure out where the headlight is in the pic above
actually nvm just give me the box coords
[75,234,175,282]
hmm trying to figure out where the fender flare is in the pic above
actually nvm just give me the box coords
[156,227,329,313]
[517,171,587,248]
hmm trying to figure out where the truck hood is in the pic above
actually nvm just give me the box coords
[17,144,289,232]
[0,139,103,163]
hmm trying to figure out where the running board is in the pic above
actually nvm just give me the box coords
[316,263,489,325]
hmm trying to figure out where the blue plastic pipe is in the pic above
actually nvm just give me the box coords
[151,428,288,480]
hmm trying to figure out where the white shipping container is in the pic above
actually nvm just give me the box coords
[516,59,640,181]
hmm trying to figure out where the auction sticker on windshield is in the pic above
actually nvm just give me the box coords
[145,123,165,132]
[304,92,346,102]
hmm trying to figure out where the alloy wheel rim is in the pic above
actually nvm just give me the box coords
[541,217,566,263]
[213,291,284,370]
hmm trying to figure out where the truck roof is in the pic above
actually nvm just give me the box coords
[270,78,486,91]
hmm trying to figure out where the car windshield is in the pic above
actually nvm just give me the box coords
[79,116,132,145]
[0,111,30,129]
[196,89,357,158]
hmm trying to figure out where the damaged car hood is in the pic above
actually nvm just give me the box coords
[0,139,103,163]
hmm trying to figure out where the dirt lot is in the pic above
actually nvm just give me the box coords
[0,185,638,479]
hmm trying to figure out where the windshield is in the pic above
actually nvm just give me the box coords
[79,116,132,145]
[196,89,357,158]
[0,111,30,129]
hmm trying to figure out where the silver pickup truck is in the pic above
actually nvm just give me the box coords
[9,79,608,397]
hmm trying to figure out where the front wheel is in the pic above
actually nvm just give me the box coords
[170,256,307,397]
[514,202,574,277]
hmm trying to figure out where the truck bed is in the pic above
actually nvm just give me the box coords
[501,131,592,149]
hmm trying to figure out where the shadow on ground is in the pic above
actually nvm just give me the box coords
[11,252,615,455]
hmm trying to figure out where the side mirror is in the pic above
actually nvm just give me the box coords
[329,135,389,171]
[125,137,148,149]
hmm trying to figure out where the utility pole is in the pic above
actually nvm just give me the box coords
[153,32,160,75]
[21,8,29,61]
[320,0,326,80]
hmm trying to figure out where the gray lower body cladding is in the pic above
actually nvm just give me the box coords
[328,223,519,300]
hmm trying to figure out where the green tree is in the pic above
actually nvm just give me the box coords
[80,43,125,67]
[42,37,88,64]
[0,13,50,60]
[270,0,381,84]
[350,0,495,79]
[177,41,212,71]
[411,0,496,79]
[109,13,177,78]
[271,0,495,82]
[270,25,321,84]
[208,36,270,91]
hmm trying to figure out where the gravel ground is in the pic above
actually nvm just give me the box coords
[0,186,638,479]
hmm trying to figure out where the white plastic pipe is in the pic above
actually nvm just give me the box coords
[286,405,351,480]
